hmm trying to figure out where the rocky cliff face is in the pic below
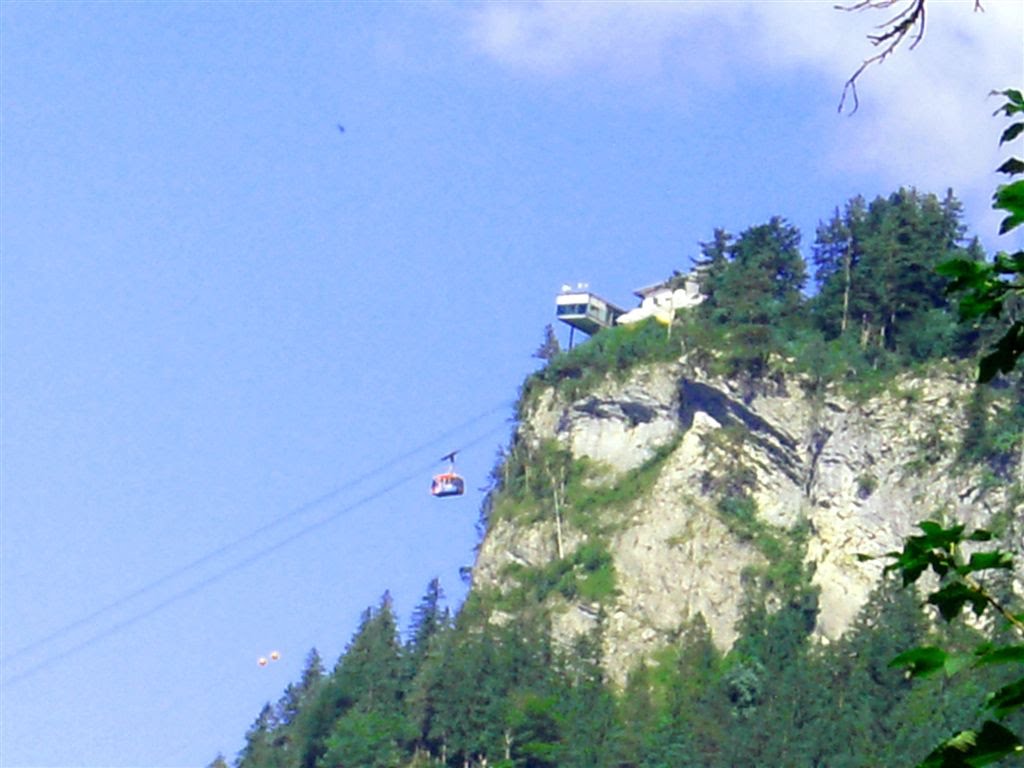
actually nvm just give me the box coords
[472,361,1023,683]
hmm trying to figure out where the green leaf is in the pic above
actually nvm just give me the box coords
[965,529,995,543]
[957,292,1004,321]
[885,554,929,585]
[943,652,975,678]
[926,521,966,544]
[993,250,1024,274]
[979,351,1003,384]
[892,646,949,677]
[936,258,985,280]
[994,178,1024,205]
[995,180,1024,234]
[928,582,989,622]
[884,538,933,585]
[1000,122,1024,145]
[993,88,1024,116]
[999,214,1024,236]
[996,157,1024,175]
[964,721,1022,766]
[918,520,948,537]
[978,321,1024,382]
[918,721,1023,767]
[985,678,1024,719]
[956,551,1015,576]
[884,523,974,584]
[974,645,1024,668]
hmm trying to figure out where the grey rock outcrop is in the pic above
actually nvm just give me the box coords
[473,361,1022,683]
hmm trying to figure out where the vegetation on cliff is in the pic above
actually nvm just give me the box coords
[225,87,1024,768]
[228,564,1021,768]
[226,172,1022,766]
[527,186,1004,410]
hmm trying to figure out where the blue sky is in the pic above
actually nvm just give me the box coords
[1,2,1021,766]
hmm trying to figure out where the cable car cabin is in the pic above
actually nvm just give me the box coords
[431,472,465,498]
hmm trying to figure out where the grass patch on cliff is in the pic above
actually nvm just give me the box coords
[714,491,812,595]
[523,318,682,404]
[492,435,679,535]
[697,423,811,593]
[489,439,575,526]
[526,310,945,410]
[496,540,618,611]
[957,383,1024,481]
[565,437,681,527]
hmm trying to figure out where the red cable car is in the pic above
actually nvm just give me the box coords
[431,451,465,498]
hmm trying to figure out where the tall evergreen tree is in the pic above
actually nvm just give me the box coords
[300,648,325,692]
[614,662,658,767]
[405,578,449,681]
[814,575,929,765]
[811,197,865,338]
[430,622,506,763]
[694,227,733,310]
[813,188,977,362]
[285,595,406,768]
[317,708,407,768]
[236,703,286,768]
[334,592,404,718]
[555,628,616,768]
[700,217,807,376]
[403,579,453,761]
[533,324,562,362]
[274,651,325,739]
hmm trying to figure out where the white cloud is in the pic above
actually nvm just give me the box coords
[468,3,709,77]
[463,0,1023,243]
[466,1,862,81]
[820,1,1023,239]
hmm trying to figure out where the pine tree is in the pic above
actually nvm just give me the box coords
[404,579,454,761]
[430,623,502,763]
[554,628,616,768]
[334,592,405,718]
[810,188,980,367]
[694,227,733,311]
[614,662,658,767]
[236,703,285,768]
[285,596,407,768]
[533,324,562,362]
[811,198,864,338]
[405,620,453,762]
[405,578,448,679]
[705,216,807,376]
[317,708,408,768]
[850,188,967,358]
[814,575,929,765]
[300,648,325,692]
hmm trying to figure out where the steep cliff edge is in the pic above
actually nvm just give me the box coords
[471,360,1023,683]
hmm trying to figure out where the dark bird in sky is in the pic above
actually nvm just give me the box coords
[337,124,345,133]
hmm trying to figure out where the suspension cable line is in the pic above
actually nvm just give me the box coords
[1,408,512,686]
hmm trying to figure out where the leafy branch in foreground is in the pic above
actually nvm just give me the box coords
[881,521,1023,767]
[938,88,1024,382]
[878,87,1024,768]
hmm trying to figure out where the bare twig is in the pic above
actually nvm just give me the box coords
[838,0,926,113]
[837,0,985,114]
